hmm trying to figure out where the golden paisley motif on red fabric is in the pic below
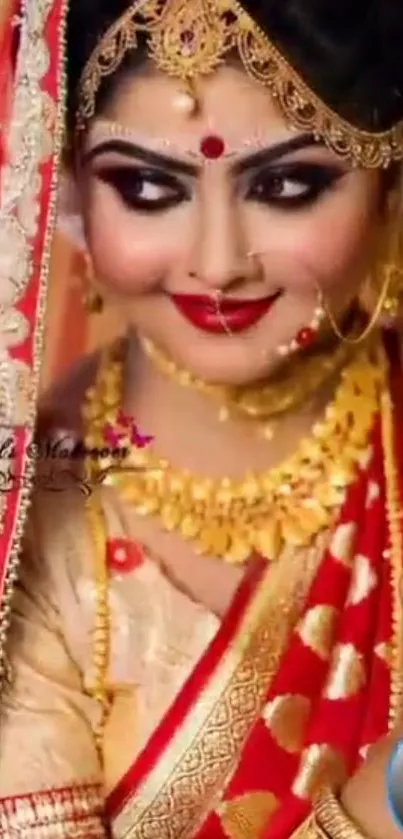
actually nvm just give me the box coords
[365,480,381,508]
[346,554,378,606]
[292,744,347,800]
[262,694,311,753]
[328,522,357,566]
[374,641,394,668]
[324,644,366,700]
[297,605,338,660]
[218,791,280,839]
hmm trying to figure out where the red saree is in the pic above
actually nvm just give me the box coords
[105,339,403,839]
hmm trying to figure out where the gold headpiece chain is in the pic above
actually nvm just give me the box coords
[76,0,403,169]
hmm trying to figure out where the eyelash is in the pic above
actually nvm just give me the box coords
[244,164,344,208]
[96,168,188,213]
[96,163,344,215]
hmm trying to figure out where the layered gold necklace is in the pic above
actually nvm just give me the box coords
[83,337,385,565]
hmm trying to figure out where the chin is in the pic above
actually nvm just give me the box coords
[166,338,279,387]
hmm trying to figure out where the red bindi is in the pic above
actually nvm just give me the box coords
[200,135,225,159]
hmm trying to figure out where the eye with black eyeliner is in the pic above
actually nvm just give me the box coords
[244,162,346,209]
[94,166,190,212]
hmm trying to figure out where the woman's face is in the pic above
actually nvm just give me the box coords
[78,64,383,385]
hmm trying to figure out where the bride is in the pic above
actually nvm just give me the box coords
[2,1,403,837]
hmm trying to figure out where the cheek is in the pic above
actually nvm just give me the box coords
[83,185,179,295]
[251,188,378,294]
[297,200,376,290]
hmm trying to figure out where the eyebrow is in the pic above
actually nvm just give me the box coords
[82,132,322,176]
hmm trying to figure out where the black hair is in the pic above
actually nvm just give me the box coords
[242,0,403,131]
[67,0,149,135]
[67,0,403,134]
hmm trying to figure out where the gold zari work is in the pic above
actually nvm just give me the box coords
[84,340,384,564]
[0,785,105,839]
[292,745,347,802]
[76,0,403,167]
[217,792,280,839]
[263,694,311,753]
[312,788,367,839]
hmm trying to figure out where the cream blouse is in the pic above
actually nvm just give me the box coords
[0,486,218,798]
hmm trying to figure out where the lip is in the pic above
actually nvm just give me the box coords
[170,292,281,334]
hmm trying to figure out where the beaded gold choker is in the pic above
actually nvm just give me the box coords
[76,0,403,168]
[83,337,384,565]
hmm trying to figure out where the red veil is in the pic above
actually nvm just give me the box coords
[0,0,67,683]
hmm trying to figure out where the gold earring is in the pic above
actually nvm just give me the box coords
[81,252,104,314]
[381,265,403,319]
[83,287,104,314]
[380,189,403,320]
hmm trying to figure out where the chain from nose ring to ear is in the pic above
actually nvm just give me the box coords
[211,288,233,336]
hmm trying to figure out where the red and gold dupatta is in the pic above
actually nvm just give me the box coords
[106,337,403,839]
[0,0,67,713]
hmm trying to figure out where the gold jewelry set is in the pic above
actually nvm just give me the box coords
[76,0,403,567]
[83,336,385,565]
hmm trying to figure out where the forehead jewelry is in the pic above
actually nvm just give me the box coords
[88,119,280,164]
[173,77,200,117]
[75,0,403,168]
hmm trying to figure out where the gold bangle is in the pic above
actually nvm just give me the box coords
[315,788,370,839]
[289,813,330,838]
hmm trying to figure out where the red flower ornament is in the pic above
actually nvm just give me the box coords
[107,538,144,573]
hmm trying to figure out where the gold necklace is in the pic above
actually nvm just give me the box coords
[140,334,354,423]
[83,338,384,565]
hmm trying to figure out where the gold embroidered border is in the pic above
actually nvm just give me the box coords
[0,784,106,838]
[289,814,322,838]
[0,0,58,429]
[113,535,328,839]
[0,1,68,695]
[379,349,403,728]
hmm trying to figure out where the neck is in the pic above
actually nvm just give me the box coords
[123,334,342,479]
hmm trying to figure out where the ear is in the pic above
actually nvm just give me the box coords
[56,170,86,250]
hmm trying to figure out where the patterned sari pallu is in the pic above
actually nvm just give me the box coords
[101,352,402,839]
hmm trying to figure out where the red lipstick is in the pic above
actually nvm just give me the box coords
[170,292,281,334]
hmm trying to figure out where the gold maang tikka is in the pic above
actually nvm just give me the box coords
[76,0,403,168]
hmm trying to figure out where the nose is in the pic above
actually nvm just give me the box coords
[188,182,254,291]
